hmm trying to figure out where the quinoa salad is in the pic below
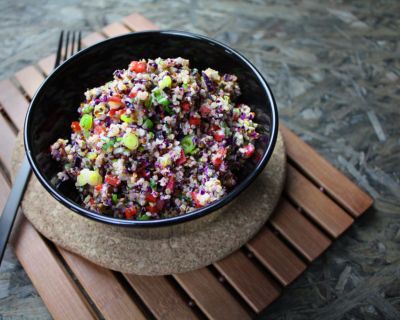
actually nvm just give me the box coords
[50,57,260,220]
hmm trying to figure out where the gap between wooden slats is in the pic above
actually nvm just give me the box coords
[124,274,200,320]
[280,124,373,217]
[14,65,44,99]
[286,164,354,238]
[214,250,281,313]
[38,54,56,77]
[0,79,28,130]
[269,199,331,262]
[60,250,147,320]
[174,268,252,320]
[246,227,306,286]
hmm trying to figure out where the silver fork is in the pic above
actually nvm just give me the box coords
[0,31,82,265]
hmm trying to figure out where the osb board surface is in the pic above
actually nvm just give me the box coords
[12,131,286,275]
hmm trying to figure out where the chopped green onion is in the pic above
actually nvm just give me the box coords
[149,179,157,190]
[82,104,94,114]
[183,83,188,90]
[145,95,152,108]
[112,193,118,204]
[159,75,172,89]
[102,139,115,151]
[121,114,133,124]
[143,118,154,129]
[157,96,170,107]
[80,114,93,130]
[152,88,161,97]
[116,137,123,142]
[122,133,139,150]
[164,105,173,115]
[87,152,97,160]
[88,171,102,186]
[148,131,155,140]
[181,135,196,154]
[77,169,102,186]
[138,214,151,221]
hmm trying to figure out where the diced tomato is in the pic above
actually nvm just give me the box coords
[199,105,211,117]
[176,149,187,165]
[146,205,159,214]
[166,176,175,192]
[129,90,138,98]
[108,95,124,109]
[189,116,201,126]
[125,207,137,219]
[89,198,95,205]
[181,101,191,112]
[146,193,157,203]
[212,156,223,167]
[213,131,225,142]
[95,184,103,192]
[209,124,220,133]
[130,61,147,73]
[94,125,105,135]
[105,175,121,187]
[109,95,122,103]
[109,109,117,117]
[191,192,203,208]
[71,121,81,132]
[244,144,255,157]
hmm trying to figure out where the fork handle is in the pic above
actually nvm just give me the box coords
[0,156,31,263]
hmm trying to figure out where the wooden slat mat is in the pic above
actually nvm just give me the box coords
[0,13,373,320]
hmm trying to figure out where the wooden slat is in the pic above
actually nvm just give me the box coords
[11,218,97,320]
[38,54,56,76]
[60,250,146,320]
[102,22,131,38]
[286,164,354,238]
[247,228,306,286]
[82,32,106,48]
[214,251,281,313]
[0,79,29,130]
[14,66,44,99]
[281,124,373,217]
[270,199,331,261]
[0,172,9,212]
[174,269,251,320]
[0,114,16,173]
[122,13,159,31]
[124,274,198,320]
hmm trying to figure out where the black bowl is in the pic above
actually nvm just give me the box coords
[24,30,278,227]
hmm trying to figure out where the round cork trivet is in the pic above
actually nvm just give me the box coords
[12,132,286,275]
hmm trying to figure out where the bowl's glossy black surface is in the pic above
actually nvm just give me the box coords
[24,30,278,227]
